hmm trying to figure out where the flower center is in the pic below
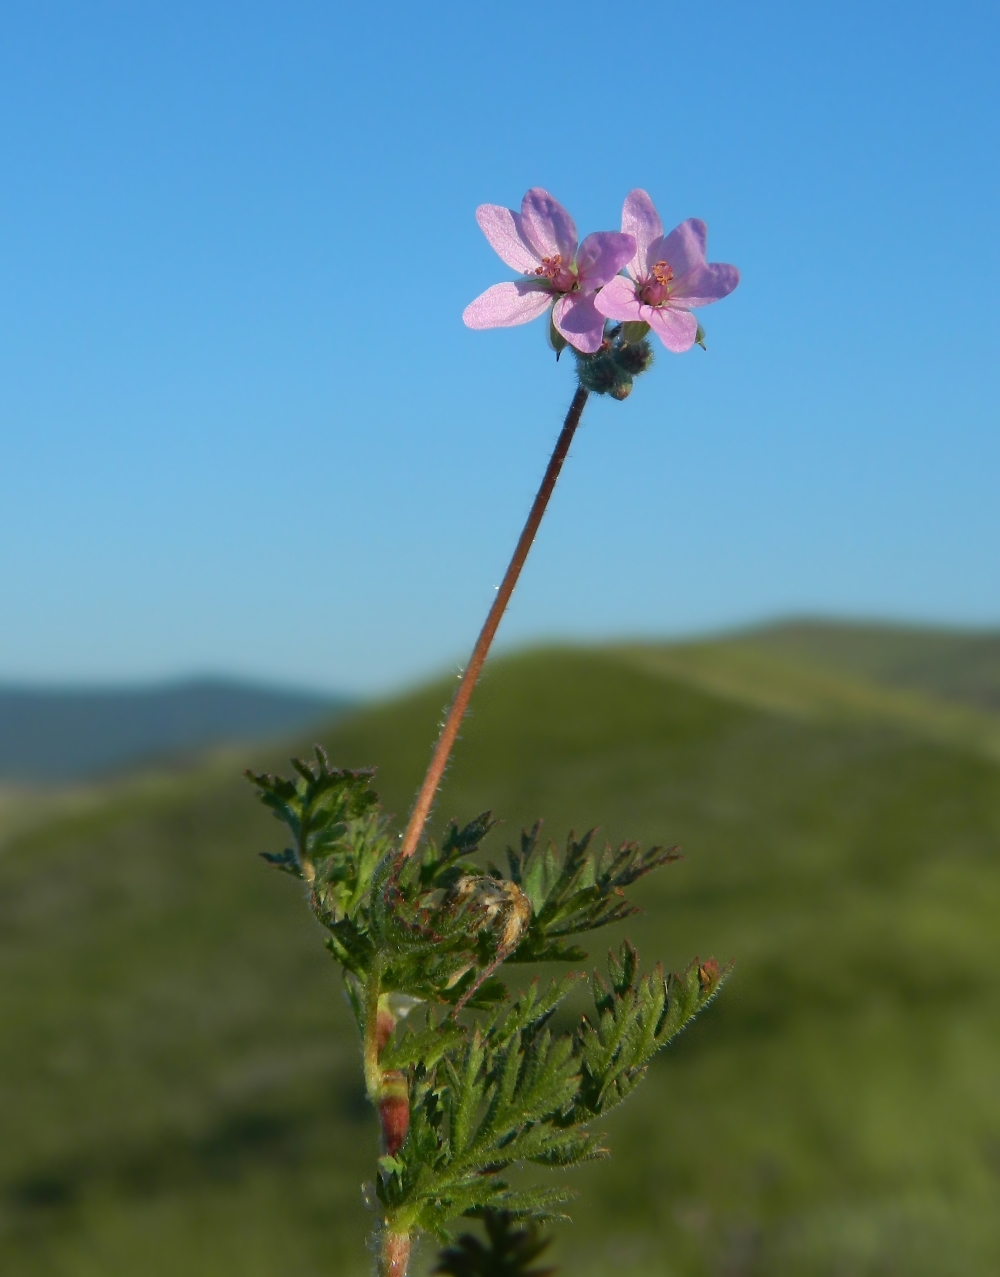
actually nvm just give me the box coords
[530,254,577,291]
[638,260,674,306]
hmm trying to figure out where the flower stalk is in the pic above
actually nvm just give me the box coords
[397,384,590,861]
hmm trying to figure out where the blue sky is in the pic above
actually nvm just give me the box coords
[1,1,998,693]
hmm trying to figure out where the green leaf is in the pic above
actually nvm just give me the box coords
[259,848,300,876]
[487,975,582,1050]
[381,1013,467,1072]
[448,1031,489,1158]
[434,1208,558,1276]
[567,942,730,1123]
[248,748,390,922]
[505,827,681,963]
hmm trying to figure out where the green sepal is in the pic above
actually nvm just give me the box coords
[621,320,651,344]
[547,316,568,359]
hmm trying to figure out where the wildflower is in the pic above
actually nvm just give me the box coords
[594,189,739,352]
[463,188,635,353]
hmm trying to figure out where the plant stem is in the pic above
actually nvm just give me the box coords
[381,1231,412,1277]
[398,385,590,861]
[363,953,384,1102]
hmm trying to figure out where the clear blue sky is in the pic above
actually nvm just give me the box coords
[1,1,998,693]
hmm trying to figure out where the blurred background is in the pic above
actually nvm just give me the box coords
[1,2,999,1274]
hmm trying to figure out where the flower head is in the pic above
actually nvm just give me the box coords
[594,190,739,352]
[463,188,635,354]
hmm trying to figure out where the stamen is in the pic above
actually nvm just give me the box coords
[651,260,674,286]
[533,254,563,280]
[638,259,675,307]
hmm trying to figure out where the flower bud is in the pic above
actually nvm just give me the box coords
[613,339,654,377]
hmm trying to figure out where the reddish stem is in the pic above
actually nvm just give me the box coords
[398,385,589,861]
[381,1232,411,1277]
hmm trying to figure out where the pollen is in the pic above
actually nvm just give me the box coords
[651,260,674,286]
[534,254,563,280]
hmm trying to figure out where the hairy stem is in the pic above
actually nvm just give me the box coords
[381,1231,412,1277]
[363,954,384,1102]
[398,385,590,860]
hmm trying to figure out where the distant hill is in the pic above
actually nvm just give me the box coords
[611,619,1000,763]
[738,618,1000,714]
[1,630,998,1276]
[0,678,351,782]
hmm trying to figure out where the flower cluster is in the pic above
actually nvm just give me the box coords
[463,187,739,361]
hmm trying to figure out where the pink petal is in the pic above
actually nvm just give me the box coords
[621,189,663,279]
[593,274,644,322]
[552,293,605,353]
[648,305,699,353]
[519,188,577,263]
[652,218,708,282]
[671,261,741,308]
[576,231,637,289]
[463,281,553,329]
[475,204,540,274]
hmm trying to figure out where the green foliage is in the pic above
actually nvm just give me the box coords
[568,942,728,1123]
[245,757,714,1247]
[248,765,686,1015]
[499,823,680,963]
[373,946,724,1240]
[434,1210,557,1276]
[246,748,388,908]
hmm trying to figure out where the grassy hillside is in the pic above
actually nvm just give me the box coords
[742,619,1000,714]
[2,641,999,1276]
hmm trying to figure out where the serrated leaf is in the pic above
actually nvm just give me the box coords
[381,1018,467,1072]
[565,942,729,1124]
[434,1208,558,1276]
[259,848,300,876]
[504,827,681,965]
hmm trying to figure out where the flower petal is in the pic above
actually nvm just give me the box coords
[648,305,699,353]
[653,218,708,282]
[552,293,605,353]
[463,281,553,329]
[576,231,637,288]
[671,261,741,308]
[593,274,644,322]
[519,188,577,262]
[475,204,540,273]
[621,189,663,279]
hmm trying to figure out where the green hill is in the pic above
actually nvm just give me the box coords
[2,636,999,1276]
[738,618,1000,714]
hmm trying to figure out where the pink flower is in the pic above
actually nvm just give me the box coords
[463,188,636,354]
[594,190,740,352]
